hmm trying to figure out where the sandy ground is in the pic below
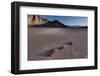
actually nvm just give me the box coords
[28,27,88,61]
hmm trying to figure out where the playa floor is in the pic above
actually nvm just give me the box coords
[28,28,88,61]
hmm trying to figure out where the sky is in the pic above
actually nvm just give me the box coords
[41,15,88,26]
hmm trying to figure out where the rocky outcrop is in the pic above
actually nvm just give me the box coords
[28,15,88,28]
[28,15,48,26]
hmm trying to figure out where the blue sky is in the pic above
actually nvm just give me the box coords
[41,15,88,26]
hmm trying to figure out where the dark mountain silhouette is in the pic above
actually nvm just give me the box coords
[28,15,87,28]
[68,26,88,28]
[32,20,69,28]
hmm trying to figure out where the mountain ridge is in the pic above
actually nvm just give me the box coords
[28,15,87,28]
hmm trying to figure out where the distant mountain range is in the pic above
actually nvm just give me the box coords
[28,15,87,28]
[32,20,67,28]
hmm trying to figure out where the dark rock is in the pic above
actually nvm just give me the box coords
[64,42,72,45]
[57,46,64,50]
[37,49,55,57]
